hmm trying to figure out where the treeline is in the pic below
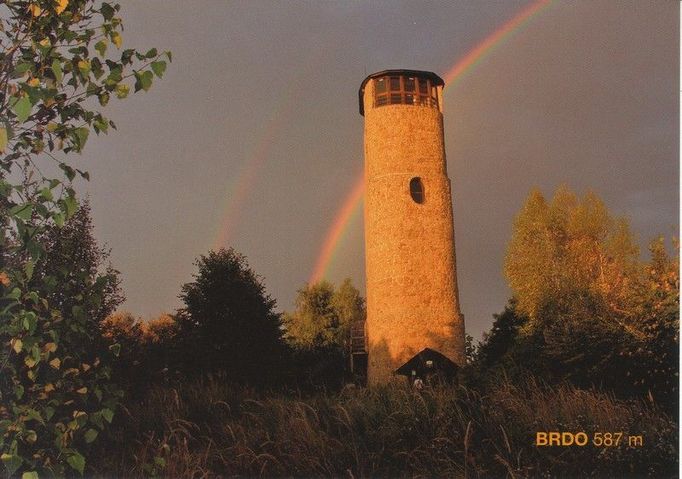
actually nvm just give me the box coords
[99,249,367,396]
[58,187,679,415]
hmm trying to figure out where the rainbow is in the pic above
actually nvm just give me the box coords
[211,50,329,251]
[443,0,552,86]
[309,173,365,284]
[308,0,553,285]
[211,108,287,250]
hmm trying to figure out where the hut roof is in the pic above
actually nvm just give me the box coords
[394,348,459,377]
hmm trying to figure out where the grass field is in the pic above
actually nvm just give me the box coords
[91,376,677,478]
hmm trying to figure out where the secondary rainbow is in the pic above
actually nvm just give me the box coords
[308,0,553,284]
[211,109,286,251]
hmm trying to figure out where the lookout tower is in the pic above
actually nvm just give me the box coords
[359,69,465,385]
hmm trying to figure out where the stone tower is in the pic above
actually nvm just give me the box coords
[359,69,465,385]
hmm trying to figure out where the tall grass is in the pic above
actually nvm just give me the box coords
[91,377,677,478]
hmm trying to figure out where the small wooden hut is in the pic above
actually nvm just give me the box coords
[394,347,459,385]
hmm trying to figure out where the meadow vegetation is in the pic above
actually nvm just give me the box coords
[90,376,676,478]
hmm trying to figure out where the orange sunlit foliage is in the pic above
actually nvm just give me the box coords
[102,311,178,344]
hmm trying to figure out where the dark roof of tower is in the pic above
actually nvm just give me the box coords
[358,69,444,116]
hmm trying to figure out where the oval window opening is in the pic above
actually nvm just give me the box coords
[409,177,424,204]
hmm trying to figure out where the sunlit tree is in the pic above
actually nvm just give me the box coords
[283,278,365,353]
[502,186,678,405]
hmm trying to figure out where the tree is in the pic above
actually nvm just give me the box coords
[504,187,640,327]
[282,279,365,387]
[624,237,679,405]
[502,187,678,405]
[475,299,527,369]
[101,311,179,395]
[32,199,124,325]
[176,248,285,384]
[0,1,168,475]
[283,278,365,353]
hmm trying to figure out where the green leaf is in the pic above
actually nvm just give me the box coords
[52,59,63,84]
[26,409,43,425]
[101,3,115,21]
[59,163,76,181]
[15,62,32,75]
[145,48,158,58]
[39,187,54,201]
[1,453,22,476]
[10,203,33,221]
[13,97,32,123]
[91,57,104,79]
[0,127,7,152]
[134,70,153,92]
[22,471,38,479]
[77,60,91,77]
[62,195,78,218]
[22,313,37,334]
[66,451,85,475]
[44,407,55,421]
[0,179,11,194]
[95,40,107,56]
[151,61,166,78]
[75,411,88,427]
[53,212,65,227]
[101,408,114,423]
[98,92,110,107]
[25,259,34,280]
[84,428,98,443]
[115,84,129,99]
[74,127,89,151]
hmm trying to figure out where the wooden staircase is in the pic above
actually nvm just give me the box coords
[350,320,367,354]
[350,320,367,380]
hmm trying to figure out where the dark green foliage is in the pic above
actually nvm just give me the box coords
[176,248,285,385]
[32,199,124,327]
[101,312,180,398]
[475,284,678,413]
[475,299,527,368]
[623,238,679,410]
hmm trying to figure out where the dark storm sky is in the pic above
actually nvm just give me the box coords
[73,1,679,340]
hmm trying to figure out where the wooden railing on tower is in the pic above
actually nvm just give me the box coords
[350,320,367,354]
[350,320,368,382]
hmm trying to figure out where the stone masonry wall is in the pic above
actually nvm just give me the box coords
[363,78,465,385]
